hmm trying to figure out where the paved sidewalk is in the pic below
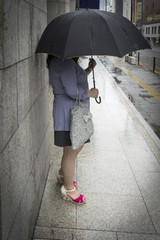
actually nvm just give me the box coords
[101,56,160,139]
[33,58,160,240]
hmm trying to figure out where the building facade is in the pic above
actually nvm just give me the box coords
[123,0,132,20]
[106,0,129,18]
[47,0,76,23]
[106,0,116,12]
[0,1,50,239]
[143,0,160,46]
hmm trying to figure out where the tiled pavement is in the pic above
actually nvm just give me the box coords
[33,57,160,240]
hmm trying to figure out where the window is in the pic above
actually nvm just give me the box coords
[146,27,150,34]
[152,27,157,35]
[154,27,157,34]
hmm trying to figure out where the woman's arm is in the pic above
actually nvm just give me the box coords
[58,59,88,100]
[58,59,99,100]
[85,66,93,76]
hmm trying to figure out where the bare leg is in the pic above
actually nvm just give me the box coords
[60,145,86,201]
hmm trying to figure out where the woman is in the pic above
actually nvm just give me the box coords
[47,55,99,205]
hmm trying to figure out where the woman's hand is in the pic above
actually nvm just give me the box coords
[88,58,97,69]
[88,88,99,98]
[85,58,97,75]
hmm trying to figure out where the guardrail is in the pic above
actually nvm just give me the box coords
[125,53,160,74]
[153,57,160,74]
[136,52,160,74]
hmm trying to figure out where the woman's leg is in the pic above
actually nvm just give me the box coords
[60,145,86,201]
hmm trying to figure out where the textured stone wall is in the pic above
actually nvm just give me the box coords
[0,0,50,239]
[47,0,76,23]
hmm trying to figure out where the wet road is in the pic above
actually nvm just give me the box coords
[99,56,160,138]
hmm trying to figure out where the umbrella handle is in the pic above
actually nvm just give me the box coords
[95,96,101,104]
[91,57,101,104]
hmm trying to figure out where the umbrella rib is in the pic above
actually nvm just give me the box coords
[63,12,78,59]
[88,10,94,56]
[94,10,123,57]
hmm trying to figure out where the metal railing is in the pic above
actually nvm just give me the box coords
[153,57,160,74]
[136,52,160,74]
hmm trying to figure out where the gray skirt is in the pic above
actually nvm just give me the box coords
[54,131,90,147]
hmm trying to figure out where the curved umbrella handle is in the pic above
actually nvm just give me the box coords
[90,56,101,104]
[95,96,101,104]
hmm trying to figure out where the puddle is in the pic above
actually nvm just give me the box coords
[139,94,153,98]
[128,94,135,104]
[151,123,160,138]
[114,67,122,74]
[152,83,160,86]
[113,76,121,84]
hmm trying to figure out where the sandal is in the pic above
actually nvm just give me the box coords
[61,185,86,205]
[57,172,78,188]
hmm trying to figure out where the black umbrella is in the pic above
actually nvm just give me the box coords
[36,8,150,103]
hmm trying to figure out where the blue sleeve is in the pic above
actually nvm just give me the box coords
[57,59,88,100]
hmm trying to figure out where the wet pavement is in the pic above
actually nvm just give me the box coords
[99,56,160,139]
[33,57,160,240]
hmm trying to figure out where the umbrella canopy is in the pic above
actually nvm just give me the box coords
[36,8,150,59]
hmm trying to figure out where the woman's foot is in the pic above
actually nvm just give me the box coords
[57,171,78,188]
[61,185,86,204]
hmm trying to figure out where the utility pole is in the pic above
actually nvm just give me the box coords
[131,0,133,22]
[76,0,79,9]
[135,0,137,26]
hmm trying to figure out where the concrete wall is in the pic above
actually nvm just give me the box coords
[0,0,50,239]
[47,0,76,23]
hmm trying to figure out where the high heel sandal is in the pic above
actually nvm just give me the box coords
[61,185,86,205]
[57,172,78,188]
